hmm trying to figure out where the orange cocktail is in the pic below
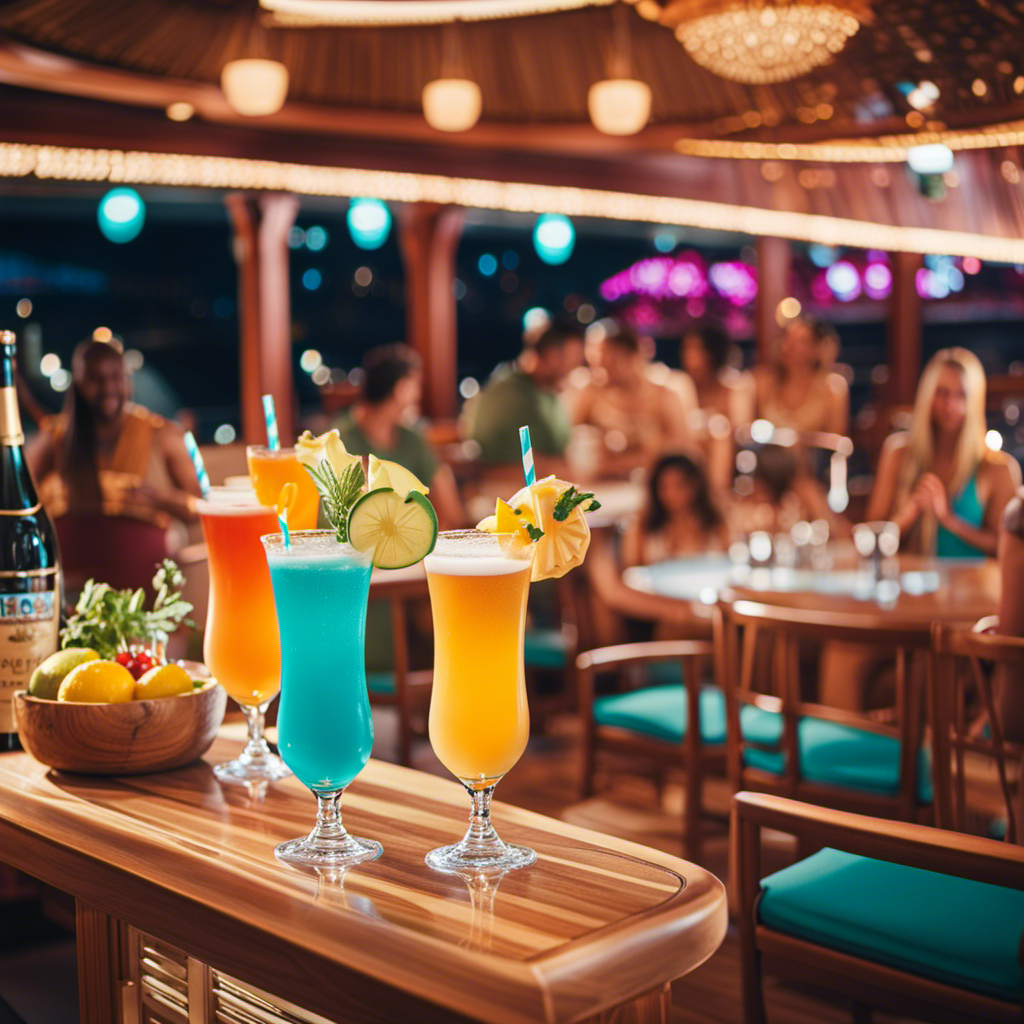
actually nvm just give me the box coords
[247,446,320,531]
[199,488,289,785]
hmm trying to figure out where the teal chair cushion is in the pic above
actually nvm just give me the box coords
[741,708,933,802]
[759,848,1024,1002]
[593,684,728,745]
[366,671,396,695]
[524,628,570,670]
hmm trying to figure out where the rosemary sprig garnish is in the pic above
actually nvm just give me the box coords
[552,486,601,522]
[303,460,366,542]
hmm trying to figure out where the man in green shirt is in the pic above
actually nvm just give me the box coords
[332,344,462,529]
[333,345,464,676]
[469,323,579,471]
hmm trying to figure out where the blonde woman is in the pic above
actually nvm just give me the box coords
[865,348,1019,557]
[752,317,849,436]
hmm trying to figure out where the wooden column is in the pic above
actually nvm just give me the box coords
[755,236,791,362]
[399,203,464,419]
[888,251,924,407]
[226,192,299,444]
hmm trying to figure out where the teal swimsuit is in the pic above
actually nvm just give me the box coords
[936,473,986,558]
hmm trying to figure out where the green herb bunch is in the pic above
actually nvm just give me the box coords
[302,460,366,543]
[61,560,194,660]
[553,486,601,522]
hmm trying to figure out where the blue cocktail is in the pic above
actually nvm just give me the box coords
[262,530,382,868]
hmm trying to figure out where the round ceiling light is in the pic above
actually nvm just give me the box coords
[97,188,146,244]
[221,59,290,117]
[671,1,870,84]
[422,78,483,132]
[587,78,652,135]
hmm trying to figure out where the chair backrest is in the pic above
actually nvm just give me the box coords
[713,592,932,819]
[929,621,1024,843]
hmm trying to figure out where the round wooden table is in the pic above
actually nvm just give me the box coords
[623,550,999,629]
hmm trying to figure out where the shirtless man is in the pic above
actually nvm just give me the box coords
[569,321,691,477]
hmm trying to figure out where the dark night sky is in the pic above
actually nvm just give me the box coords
[1,186,1022,447]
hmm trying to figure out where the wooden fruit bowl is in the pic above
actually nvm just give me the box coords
[13,665,227,775]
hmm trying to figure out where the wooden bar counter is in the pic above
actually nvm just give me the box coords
[0,734,726,1024]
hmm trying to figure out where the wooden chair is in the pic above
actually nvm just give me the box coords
[930,621,1024,844]
[576,638,723,861]
[366,573,432,767]
[733,792,1024,1024]
[523,572,585,727]
[713,594,933,823]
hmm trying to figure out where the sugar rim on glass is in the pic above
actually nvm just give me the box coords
[246,445,301,458]
[424,529,531,576]
[262,529,371,563]
[196,486,276,517]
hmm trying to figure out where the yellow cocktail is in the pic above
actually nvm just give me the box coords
[247,446,320,531]
[424,530,535,872]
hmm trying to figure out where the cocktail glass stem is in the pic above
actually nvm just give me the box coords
[460,785,503,858]
[241,701,272,765]
[425,780,536,872]
[275,788,382,868]
[214,701,291,786]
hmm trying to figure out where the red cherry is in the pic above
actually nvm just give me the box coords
[115,652,133,667]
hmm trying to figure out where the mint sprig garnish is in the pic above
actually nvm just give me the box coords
[524,523,545,542]
[61,559,193,659]
[552,486,600,522]
[303,460,366,542]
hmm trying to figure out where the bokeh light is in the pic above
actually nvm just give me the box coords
[347,198,392,250]
[97,188,146,243]
[533,214,575,265]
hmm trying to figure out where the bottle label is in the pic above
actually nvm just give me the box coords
[0,590,59,733]
[0,386,24,447]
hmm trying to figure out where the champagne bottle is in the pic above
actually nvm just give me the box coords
[0,331,60,751]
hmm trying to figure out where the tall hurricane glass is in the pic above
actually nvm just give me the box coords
[424,530,534,872]
[247,446,320,531]
[262,531,381,868]
[199,488,289,785]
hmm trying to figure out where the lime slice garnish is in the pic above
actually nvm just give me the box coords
[347,487,438,569]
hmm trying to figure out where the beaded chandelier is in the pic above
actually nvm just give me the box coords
[670,0,871,84]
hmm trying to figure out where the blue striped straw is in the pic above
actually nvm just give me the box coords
[262,394,280,451]
[278,510,291,550]
[183,431,210,497]
[519,425,535,486]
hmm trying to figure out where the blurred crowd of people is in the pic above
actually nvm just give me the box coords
[33,312,1021,597]
[461,312,1018,571]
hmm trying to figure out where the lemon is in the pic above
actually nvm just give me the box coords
[508,476,591,581]
[133,663,194,700]
[57,660,136,703]
[29,647,100,700]
[367,454,429,497]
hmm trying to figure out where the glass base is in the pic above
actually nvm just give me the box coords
[425,841,536,873]
[276,834,383,868]
[214,751,291,786]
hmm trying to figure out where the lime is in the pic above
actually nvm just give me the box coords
[133,663,194,700]
[57,660,135,703]
[30,647,100,700]
[347,487,438,569]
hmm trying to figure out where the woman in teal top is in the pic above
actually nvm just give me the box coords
[865,347,1018,558]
